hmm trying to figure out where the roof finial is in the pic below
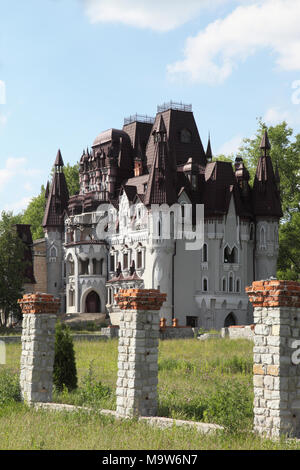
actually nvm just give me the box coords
[54,149,64,166]
[260,129,271,155]
[206,132,212,161]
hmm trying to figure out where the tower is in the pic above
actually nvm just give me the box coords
[252,130,282,280]
[42,150,69,311]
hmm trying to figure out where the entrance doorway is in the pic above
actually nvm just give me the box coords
[85,291,101,313]
[224,312,236,327]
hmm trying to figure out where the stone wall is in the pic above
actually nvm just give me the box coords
[221,324,254,340]
[114,288,166,418]
[247,280,300,438]
[18,293,60,404]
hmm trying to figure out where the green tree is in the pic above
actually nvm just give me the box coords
[63,163,80,196]
[239,119,300,218]
[239,119,300,280]
[0,212,26,326]
[21,162,80,241]
[53,321,77,392]
[21,185,46,240]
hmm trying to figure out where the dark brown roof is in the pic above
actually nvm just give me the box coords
[252,152,282,218]
[54,149,64,167]
[43,152,69,228]
[144,117,178,207]
[145,108,207,169]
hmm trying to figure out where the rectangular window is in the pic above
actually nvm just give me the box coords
[186,316,198,327]
[137,251,142,269]
[110,255,115,273]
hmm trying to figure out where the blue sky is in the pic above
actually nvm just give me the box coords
[0,0,300,214]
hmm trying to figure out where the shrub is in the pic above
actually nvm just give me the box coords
[203,379,253,433]
[77,361,111,407]
[53,321,77,392]
[0,369,21,404]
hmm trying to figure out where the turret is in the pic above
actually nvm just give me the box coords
[42,149,69,309]
[252,130,282,281]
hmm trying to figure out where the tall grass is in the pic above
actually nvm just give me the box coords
[2,337,296,449]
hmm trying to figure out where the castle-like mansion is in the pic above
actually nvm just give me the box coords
[40,102,282,329]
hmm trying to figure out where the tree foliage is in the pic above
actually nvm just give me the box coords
[21,185,46,240]
[21,162,80,241]
[0,212,26,326]
[237,119,300,280]
[53,321,78,392]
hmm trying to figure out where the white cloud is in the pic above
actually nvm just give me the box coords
[167,0,300,84]
[0,158,42,193]
[84,0,235,32]
[263,106,300,126]
[4,197,32,213]
[217,134,243,156]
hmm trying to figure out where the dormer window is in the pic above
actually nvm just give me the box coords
[180,128,192,144]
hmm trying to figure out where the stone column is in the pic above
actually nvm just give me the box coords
[18,293,60,404]
[114,288,166,418]
[246,280,300,438]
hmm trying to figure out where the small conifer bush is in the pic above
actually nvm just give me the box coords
[53,321,78,392]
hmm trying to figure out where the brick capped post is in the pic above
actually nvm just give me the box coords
[18,293,60,404]
[246,280,300,438]
[114,288,166,418]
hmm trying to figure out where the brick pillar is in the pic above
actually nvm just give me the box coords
[114,288,166,418]
[246,280,300,438]
[18,293,60,404]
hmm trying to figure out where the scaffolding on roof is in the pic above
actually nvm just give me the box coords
[124,114,155,125]
[157,101,192,113]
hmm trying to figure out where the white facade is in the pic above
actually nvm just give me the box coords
[59,189,279,329]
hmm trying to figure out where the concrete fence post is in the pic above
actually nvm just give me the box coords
[18,293,60,404]
[114,288,166,418]
[246,280,300,438]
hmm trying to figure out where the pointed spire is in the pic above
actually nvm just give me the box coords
[54,149,64,167]
[144,116,177,206]
[45,181,49,199]
[43,150,69,230]
[206,133,212,161]
[260,129,271,153]
[252,131,282,218]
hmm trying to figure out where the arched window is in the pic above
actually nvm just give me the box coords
[224,245,238,263]
[260,226,266,248]
[69,259,74,276]
[202,243,208,263]
[236,278,240,293]
[222,277,227,292]
[229,273,233,292]
[80,259,89,275]
[69,289,74,307]
[170,211,174,239]
[203,278,208,292]
[49,245,57,262]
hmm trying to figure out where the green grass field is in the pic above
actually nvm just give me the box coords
[1,337,300,450]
